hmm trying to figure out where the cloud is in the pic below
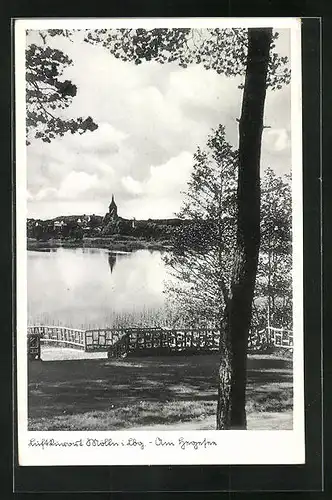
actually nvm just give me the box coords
[68,122,128,154]
[146,151,193,196]
[264,128,291,153]
[272,129,290,151]
[58,171,100,200]
[34,187,58,201]
[26,29,292,219]
[168,64,242,111]
[121,176,143,195]
[31,171,101,202]
[119,151,194,218]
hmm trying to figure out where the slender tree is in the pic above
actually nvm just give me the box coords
[166,133,292,335]
[255,167,292,331]
[164,124,237,328]
[216,29,273,429]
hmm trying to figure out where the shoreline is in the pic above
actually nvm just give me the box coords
[27,237,171,253]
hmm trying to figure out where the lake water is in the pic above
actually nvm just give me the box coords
[27,248,172,329]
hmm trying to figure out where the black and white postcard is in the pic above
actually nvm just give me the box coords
[15,17,304,466]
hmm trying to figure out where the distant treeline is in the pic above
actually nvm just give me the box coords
[27,214,190,241]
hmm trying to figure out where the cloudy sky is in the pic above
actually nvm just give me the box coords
[26,28,291,220]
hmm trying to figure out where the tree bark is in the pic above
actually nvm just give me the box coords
[217,28,272,430]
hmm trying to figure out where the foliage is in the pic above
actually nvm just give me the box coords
[26,30,98,144]
[27,213,183,242]
[25,27,289,145]
[84,28,290,89]
[253,168,292,330]
[164,127,292,331]
[164,125,238,327]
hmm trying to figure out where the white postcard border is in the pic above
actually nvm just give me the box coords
[16,17,304,466]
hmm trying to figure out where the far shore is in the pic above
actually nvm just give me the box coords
[27,236,171,253]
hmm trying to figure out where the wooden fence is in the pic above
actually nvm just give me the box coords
[248,326,293,350]
[267,326,293,348]
[85,327,220,356]
[27,326,85,359]
[27,324,293,359]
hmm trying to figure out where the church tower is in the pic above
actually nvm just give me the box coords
[108,194,118,220]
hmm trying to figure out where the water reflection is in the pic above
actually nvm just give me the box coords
[107,252,117,273]
[27,247,171,329]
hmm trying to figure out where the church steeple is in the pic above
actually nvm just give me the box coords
[108,194,118,219]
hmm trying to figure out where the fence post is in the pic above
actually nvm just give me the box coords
[27,333,41,361]
[84,329,87,352]
[125,333,129,357]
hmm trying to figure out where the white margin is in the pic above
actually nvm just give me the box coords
[15,17,305,466]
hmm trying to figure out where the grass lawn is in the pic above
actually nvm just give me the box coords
[28,353,293,431]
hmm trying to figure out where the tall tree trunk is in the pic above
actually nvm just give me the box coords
[217,28,272,430]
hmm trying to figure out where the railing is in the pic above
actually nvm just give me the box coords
[28,325,85,348]
[267,326,293,349]
[106,332,130,359]
[85,328,128,352]
[248,326,293,350]
[27,326,86,359]
[85,327,220,356]
[27,333,41,360]
[27,324,293,360]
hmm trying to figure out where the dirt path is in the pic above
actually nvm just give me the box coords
[127,412,292,431]
[41,347,108,361]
